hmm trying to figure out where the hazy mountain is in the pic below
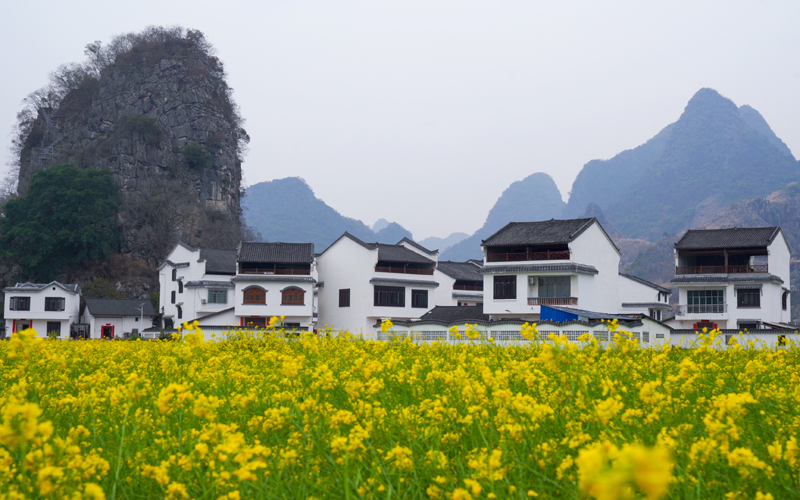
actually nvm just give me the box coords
[565,123,675,217]
[374,222,413,244]
[441,173,566,261]
[243,177,417,249]
[604,88,799,240]
[243,178,376,249]
[372,218,390,232]
[419,232,470,252]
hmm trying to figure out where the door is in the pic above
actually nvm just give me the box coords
[14,320,31,332]
[101,325,114,339]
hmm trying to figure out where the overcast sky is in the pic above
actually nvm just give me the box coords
[1,1,799,239]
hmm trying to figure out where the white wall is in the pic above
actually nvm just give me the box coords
[233,280,315,329]
[85,314,155,339]
[4,284,81,338]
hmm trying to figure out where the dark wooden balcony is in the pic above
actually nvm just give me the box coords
[240,267,311,275]
[676,264,768,275]
[487,249,570,263]
[528,297,578,306]
[375,266,435,276]
[453,283,483,291]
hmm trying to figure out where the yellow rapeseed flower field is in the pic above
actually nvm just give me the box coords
[1,323,798,499]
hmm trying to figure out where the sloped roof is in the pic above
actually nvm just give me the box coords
[238,242,315,264]
[437,261,483,281]
[3,281,80,294]
[619,273,672,294]
[420,305,489,323]
[674,227,782,250]
[482,218,596,247]
[85,298,155,317]
[397,237,438,255]
[376,244,435,264]
[199,248,237,274]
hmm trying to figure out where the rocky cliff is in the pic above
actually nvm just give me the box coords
[13,27,246,262]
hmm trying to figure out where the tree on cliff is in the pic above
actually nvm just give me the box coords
[0,164,120,280]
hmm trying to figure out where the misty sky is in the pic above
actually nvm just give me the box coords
[1,1,799,240]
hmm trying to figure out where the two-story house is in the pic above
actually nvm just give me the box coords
[158,243,237,327]
[481,218,667,321]
[669,227,792,330]
[3,281,81,338]
[433,261,484,306]
[232,242,317,330]
[316,233,439,336]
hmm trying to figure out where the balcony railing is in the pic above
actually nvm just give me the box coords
[487,250,570,263]
[240,268,311,275]
[528,297,578,306]
[676,264,768,275]
[677,304,728,315]
[375,266,435,276]
[454,283,484,291]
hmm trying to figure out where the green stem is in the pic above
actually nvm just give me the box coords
[111,403,131,499]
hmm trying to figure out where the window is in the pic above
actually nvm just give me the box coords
[177,305,182,319]
[282,287,305,305]
[172,268,177,281]
[171,291,176,304]
[687,290,725,313]
[737,289,760,308]
[46,322,61,335]
[9,297,31,311]
[493,276,516,300]
[243,287,266,304]
[45,297,65,311]
[208,290,227,304]
[339,289,350,307]
[411,289,428,308]
[374,286,405,307]
[539,277,571,298]
[178,280,184,293]
[782,291,789,311]
[649,309,661,321]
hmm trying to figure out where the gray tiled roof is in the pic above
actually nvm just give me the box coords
[480,263,598,275]
[370,278,439,288]
[619,273,672,294]
[199,248,237,274]
[2,281,80,294]
[376,244,435,264]
[85,298,156,317]
[420,305,489,323]
[482,218,596,247]
[670,274,784,284]
[184,280,235,289]
[238,242,315,264]
[674,227,782,250]
[437,261,483,281]
[398,237,438,255]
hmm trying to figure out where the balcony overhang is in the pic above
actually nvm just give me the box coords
[670,274,783,285]
[621,302,673,310]
[232,276,316,284]
[370,278,439,288]
[480,263,598,275]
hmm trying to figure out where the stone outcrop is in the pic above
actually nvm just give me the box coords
[15,28,245,261]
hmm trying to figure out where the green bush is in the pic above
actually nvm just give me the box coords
[182,142,212,171]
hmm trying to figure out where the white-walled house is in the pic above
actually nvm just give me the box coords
[481,218,655,321]
[669,227,792,331]
[317,233,439,337]
[232,242,317,331]
[433,261,484,307]
[158,243,238,328]
[82,298,156,339]
[618,273,673,321]
[3,281,81,338]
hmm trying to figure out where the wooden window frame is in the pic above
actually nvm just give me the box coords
[243,286,267,305]
[374,286,405,307]
[411,289,428,308]
[493,276,516,300]
[282,287,305,305]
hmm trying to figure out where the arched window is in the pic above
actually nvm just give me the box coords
[282,287,305,305]
[243,286,266,304]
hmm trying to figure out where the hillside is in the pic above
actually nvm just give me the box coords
[604,88,799,240]
[441,173,566,261]
[243,178,416,249]
[419,232,469,253]
[10,27,247,262]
